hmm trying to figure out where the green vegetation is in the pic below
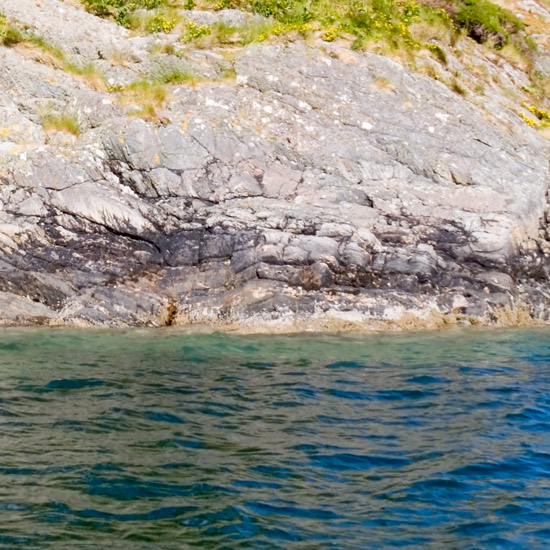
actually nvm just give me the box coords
[114,67,197,120]
[520,103,550,128]
[123,79,168,102]
[41,113,81,136]
[1,0,543,130]
[209,0,426,50]
[0,14,104,88]
[453,0,523,48]
[75,0,528,69]
[128,9,182,33]
[114,78,168,121]
[224,0,525,52]
[81,0,170,26]
[144,12,178,33]
[180,20,212,42]
[451,78,467,96]
[0,14,24,46]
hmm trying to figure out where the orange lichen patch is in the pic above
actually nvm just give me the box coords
[0,125,22,138]
[181,112,192,132]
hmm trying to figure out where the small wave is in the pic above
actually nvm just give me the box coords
[246,501,340,520]
[44,378,105,390]
[406,375,451,384]
[375,389,437,401]
[86,476,237,500]
[77,505,197,522]
[0,328,549,547]
[144,411,185,424]
[313,453,411,471]
[326,361,366,369]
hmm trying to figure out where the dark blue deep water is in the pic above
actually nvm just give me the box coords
[0,327,549,549]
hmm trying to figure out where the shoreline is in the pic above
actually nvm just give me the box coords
[1,307,548,335]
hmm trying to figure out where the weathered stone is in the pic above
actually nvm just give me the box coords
[0,4,547,330]
[0,291,56,323]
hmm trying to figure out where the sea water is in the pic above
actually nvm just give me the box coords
[0,327,549,549]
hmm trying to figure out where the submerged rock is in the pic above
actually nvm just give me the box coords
[0,1,549,330]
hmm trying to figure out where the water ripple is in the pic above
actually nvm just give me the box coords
[0,327,548,548]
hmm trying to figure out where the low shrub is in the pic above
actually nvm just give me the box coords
[454,0,523,48]
[81,0,169,26]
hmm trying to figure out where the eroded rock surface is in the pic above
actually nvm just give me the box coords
[0,1,549,330]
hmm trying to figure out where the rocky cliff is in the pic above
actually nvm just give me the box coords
[0,0,550,330]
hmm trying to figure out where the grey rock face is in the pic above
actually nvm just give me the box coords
[0,0,130,62]
[0,1,549,330]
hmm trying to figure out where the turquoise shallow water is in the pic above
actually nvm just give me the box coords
[0,327,549,549]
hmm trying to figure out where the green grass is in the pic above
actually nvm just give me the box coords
[25,34,65,58]
[0,14,24,46]
[123,79,168,103]
[224,0,525,51]
[154,67,196,84]
[75,0,528,56]
[42,114,81,136]
[80,0,172,26]
[454,0,523,48]
[2,0,541,126]
[1,13,106,88]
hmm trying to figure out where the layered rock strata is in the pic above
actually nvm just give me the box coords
[0,1,549,329]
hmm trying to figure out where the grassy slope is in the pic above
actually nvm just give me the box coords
[75,0,550,129]
[2,0,550,131]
